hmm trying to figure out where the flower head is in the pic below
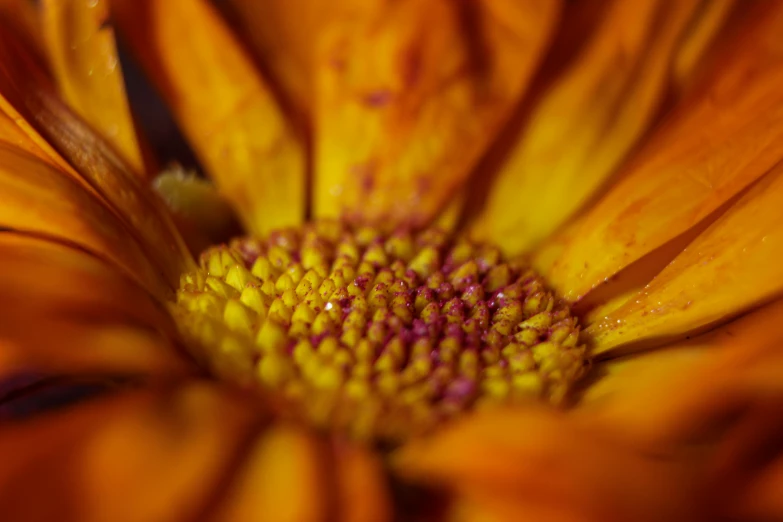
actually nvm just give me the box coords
[1,0,783,521]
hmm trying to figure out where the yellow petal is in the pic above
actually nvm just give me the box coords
[313,0,560,228]
[538,2,783,302]
[210,424,330,522]
[0,233,190,376]
[394,406,701,522]
[110,0,306,236]
[0,382,263,522]
[588,163,783,354]
[0,143,170,298]
[472,0,714,254]
[0,26,193,286]
[41,0,148,175]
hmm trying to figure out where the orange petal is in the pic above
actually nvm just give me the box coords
[0,143,171,297]
[220,0,331,120]
[0,382,264,521]
[334,441,392,522]
[313,0,561,228]
[539,2,783,302]
[394,406,702,522]
[0,25,193,286]
[110,0,306,236]
[472,0,713,254]
[209,423,331,522]
[41,0,147,175]
[0,233,190,376]
[579,298,783,445]
[588,164,783,355]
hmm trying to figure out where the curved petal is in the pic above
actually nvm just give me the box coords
[0,234,190,376]
[313,0,561,228]
[0,143,173,298]
[110,0,306,236]
[0,382,264,522]
[334,442,392,522]
[0,23,193,286]
[394,406,703,522]
[472,0,715,254]
[588,164,783,355]
[538,2,783,302]
[40,0,151,176]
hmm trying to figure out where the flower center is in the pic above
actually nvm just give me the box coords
[173,221,587,440]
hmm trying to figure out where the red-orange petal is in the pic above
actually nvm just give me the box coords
[538,2,783,302]
[313,0,561,228]
[41,0,148,175]
[110,0,306,236]
[0,143,172,298]
[394,406,702,522]
[0,23,193,287]
[0,382,264,522]
[0,234,190,376]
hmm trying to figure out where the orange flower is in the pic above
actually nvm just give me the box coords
[1,0,783,520]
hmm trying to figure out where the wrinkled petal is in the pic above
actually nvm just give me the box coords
[394,406,704,522]
[313,0,560,228]
[41,0,149,175]
[538,2,783,302]
[0,234,190,376]
[472,0,718,253]
[110,0,306,236]
[0,382,264,522]
[0,25,193,286]
[588,164,783,354]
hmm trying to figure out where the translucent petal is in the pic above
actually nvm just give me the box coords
[41,0,148,175]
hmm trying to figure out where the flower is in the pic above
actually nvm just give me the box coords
[1,0,783,520]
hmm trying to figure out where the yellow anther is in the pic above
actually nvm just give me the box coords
[485,264,511,292]
[268,245,292,269]
[240,285,267,316]
[408,246,440,278]
[258,354,295,388]
[256,319,287,354]
[174,221,586,441]
[225,264,254,291]
[292,301,316,325]
[293,339,315,365]
[268,298,293,324]
[286,263,305,284]
[205,276,239,299]
[223,299,254,334]
[251,257,274,280]
[275,273,295,293]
